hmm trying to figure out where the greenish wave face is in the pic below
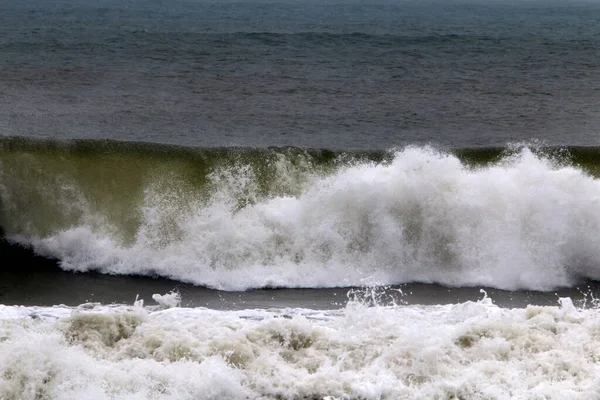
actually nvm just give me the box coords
[0,137,387,243]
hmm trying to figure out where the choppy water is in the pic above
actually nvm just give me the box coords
[3,1,600,398]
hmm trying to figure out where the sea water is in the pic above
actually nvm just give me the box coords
[2,0,600,398]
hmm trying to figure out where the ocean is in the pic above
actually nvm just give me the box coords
[2,0,600,398]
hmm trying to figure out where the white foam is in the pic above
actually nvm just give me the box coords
[15,146,600,290]
[1,297,600,399]
[152,290,182,309]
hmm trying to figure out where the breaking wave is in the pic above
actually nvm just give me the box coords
[2,137,600,291]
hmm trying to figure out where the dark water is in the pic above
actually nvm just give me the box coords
[1,0,600,148]
[3,237,599,309]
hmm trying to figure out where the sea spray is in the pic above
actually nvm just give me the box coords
[152,290,182,309]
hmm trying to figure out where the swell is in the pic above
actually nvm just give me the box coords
[3,137,600,291]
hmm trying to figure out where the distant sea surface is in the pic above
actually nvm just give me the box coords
[1,0,600,147]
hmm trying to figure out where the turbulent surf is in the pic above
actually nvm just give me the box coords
[2,138,600,291]
[2,292,600,400]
